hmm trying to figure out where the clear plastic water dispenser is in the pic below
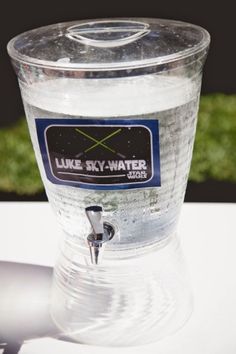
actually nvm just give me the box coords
[8,18,210,346]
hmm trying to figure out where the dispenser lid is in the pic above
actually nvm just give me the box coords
[8,18,210,71]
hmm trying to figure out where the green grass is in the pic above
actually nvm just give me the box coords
[0,93,235,195]
[190,94,236,182]
[0,119,43,194]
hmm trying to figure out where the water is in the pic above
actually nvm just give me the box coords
[20,74,199,344]
[21,74,200,250]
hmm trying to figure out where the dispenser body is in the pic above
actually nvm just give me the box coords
[20,74,199,345]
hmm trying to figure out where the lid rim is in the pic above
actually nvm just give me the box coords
[7,18,210,72]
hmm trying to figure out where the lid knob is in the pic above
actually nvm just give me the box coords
[66,20,150,48]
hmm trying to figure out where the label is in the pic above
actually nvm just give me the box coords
[36,118,161,190]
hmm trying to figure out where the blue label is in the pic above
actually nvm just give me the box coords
[35,118,161,190]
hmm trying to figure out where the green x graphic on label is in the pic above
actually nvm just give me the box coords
[75,128,122,154]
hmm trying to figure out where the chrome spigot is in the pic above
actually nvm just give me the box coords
[85,206,114,265]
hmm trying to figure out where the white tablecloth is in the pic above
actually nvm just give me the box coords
[0,202,235,353]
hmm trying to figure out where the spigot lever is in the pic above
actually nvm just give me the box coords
[85,206,104,240]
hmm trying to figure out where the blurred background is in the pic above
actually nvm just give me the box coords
[1,0,236,202]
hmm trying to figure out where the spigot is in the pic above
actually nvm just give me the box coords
[85,206,114,265]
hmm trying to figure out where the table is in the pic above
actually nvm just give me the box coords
[0,202,235,353]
